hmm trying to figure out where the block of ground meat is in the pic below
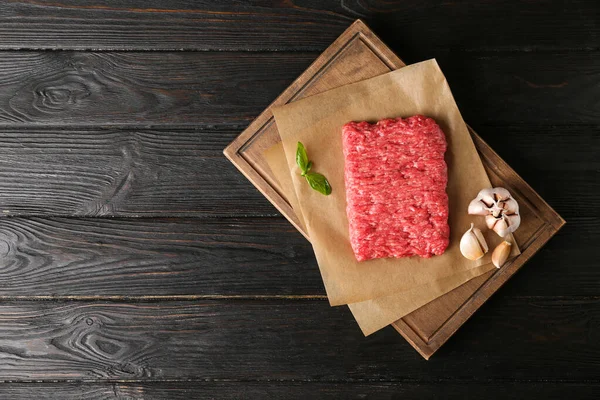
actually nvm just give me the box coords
[342,115,450,261]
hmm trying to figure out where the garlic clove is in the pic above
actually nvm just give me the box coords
[505,213,521,232]
[502,198,520,214]
[485,214,498,230]
[492,241,512,268]
[491,216,510,237]
[460,223,488,260]
[468,198,491,215]
[486,213,520,238]
[473,225,488,253]
[478,188,496,207]
[493,187,511,201]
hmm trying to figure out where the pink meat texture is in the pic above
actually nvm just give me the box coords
[342,115,450,262]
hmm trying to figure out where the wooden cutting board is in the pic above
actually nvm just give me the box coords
[224,20,565,359]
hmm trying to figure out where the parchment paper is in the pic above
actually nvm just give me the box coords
[264,143,496,335]
[272,59,519,306]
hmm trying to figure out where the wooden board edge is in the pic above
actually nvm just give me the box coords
[222,19,367,160]
[396,221,564,359]
[223,148,309,239]
[352,19,406,69]
[391,319,434,360]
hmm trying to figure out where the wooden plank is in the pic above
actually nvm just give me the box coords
[0,1,597,51]
[476,125,600,173]
[0,126,595,219]
[0,382,598,400]
[224,20,565,359]
[0,216,593,297]
[0,217,321,296]
[0,51,597,126]
[0,52,313,126]
[0,298,596,380]
[445,51,600,126]
[0,382,116,400]
[0,128,277,217]
[0,384,116,399]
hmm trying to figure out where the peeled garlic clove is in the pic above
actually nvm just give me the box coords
[460,223,488,260]
[492,241,512,268]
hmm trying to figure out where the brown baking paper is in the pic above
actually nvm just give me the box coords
[265,142,496,335]
[272,59,519,306]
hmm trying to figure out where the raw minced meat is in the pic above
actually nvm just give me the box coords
[342,115,450,261]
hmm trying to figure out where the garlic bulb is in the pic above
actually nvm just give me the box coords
[491,241,512,268]
[460,223,488,260]
[468,187,521,237]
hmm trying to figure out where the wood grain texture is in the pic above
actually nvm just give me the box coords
[0,52,313,126]
[1,382,598,400]
[0,1,597,52]
[0,128,276,217]
[0,217,320,296]
[0,384,117,399]
[0,298,596,380]
[445,51,600,126]
[0,51,597,126]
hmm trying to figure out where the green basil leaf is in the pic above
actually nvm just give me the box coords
[305,172,332,196]
[295,142,331,195]
[296,142,309,174]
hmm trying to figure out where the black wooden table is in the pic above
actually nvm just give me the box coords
[0,1,596,399]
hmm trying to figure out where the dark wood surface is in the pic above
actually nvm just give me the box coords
[0,1,595,398]
[0,298,597,381]
[1,382,599,400]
